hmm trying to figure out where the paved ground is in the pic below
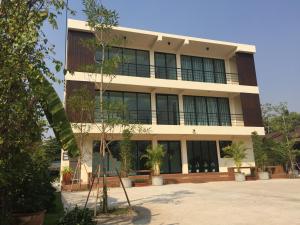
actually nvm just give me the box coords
[62,179,300,225]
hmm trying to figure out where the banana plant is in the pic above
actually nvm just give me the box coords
[39,76,79,158]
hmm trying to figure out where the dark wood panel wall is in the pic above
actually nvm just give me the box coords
[236,52,258,86]
[65,80,95,123]
[240,93,263,127]
[67,30,95,72]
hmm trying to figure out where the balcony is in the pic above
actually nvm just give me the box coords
[107,63,239,85]
[94,110,244,127]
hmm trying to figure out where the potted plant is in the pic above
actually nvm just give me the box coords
[142,144,165,186]
[62,166,73,185]
[119,129,133,188]
[252,132,270,180]
[11,149,55,225]
[224,141,247,182]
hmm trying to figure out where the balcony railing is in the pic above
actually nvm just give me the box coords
[94,110,244,126]
[110,63,239,85]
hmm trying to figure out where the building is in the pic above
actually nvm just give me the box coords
[61,19,265,185]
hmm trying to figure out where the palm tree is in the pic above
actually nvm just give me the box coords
[224,141,247,173]
[142,145,165,176]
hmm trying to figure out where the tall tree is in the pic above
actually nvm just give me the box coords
[81,0,148,212]
[0,0,78,222]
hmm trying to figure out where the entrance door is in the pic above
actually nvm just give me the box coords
[158,141,182,174]
[187,141,219,173]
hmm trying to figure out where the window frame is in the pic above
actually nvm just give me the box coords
[181,55,227,84]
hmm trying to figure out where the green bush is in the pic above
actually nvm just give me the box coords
[58,206,96,225]
[10,149,55,213]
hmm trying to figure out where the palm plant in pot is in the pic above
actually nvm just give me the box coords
[252,132,270,180]
[119,129,133,188]
[224,141,247,182]
[142,144,165,186]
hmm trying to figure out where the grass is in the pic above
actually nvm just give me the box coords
[44,192,64,225]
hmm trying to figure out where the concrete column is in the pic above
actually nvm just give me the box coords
[181,139,188,174]
[152,138,158,147]
[176,53,181,80]
[151,91,157,125]
[178,94,184,125]
[150,50,155,78]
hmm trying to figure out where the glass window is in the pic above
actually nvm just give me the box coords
[219,141,232,158]
[183,96,231,126]
[96,47,150,77]
[155,52,177,80]
[95,91,151,124]
[136,50,150,77]
[187,141,219,173]
[181,55,226,84]
[158,141,182,174]
[156,94,179,125]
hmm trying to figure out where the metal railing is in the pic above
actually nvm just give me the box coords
[110,63,239,85]
[94,110,244,126]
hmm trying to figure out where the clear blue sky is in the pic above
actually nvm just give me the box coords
[45,0,300,112]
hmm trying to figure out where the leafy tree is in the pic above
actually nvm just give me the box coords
[251,132,268,171]
[82,0,148,213]
[0,0,78,222]
[262,103,300,174]
[67,86,95,187]
[223,142,247,173]
[120,129,133,178]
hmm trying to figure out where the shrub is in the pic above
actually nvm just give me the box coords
[58,206,96,225]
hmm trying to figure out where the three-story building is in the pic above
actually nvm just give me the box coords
[61,19,265,185]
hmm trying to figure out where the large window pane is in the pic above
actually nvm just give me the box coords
[192,57,204,82]
[183,96,230,126]
[96,91,151,124]
[214,59,226,84]
[195,97,208,125]
[181,55,226,84]
[166,54,177,79]
[137,93,151,124]
[155,52,177,80]
[156,94,179,125]
[159,141,182,174]
[155,53,167,79]
[123,48,136,76]
[181,56,193,81]
[187,141,219,173]
[183,96,196,125]
[124,92,137,123]
[136,50,150,77]
[206,97,219,125]
[218,98,231,126]
[203,58,215,83]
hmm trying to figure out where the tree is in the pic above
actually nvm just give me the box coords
[223,142,247,173]
[251,132,268,171]
[0,0,78,222]
[82,0,148,213]
[120,129,133,178]
[67,86,95,188]
[262,103,300,175]
[142,145,165,176]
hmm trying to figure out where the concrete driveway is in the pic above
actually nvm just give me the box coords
[62,179,300,225]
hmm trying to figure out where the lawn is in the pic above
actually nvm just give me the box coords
[44,192,64,225]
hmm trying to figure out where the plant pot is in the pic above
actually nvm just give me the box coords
[120,177,132,188]
[12,210,46,225]
[152,176,163,186]
[63,173,72,185]
[258,171,270,180]
[234,173,245,182]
